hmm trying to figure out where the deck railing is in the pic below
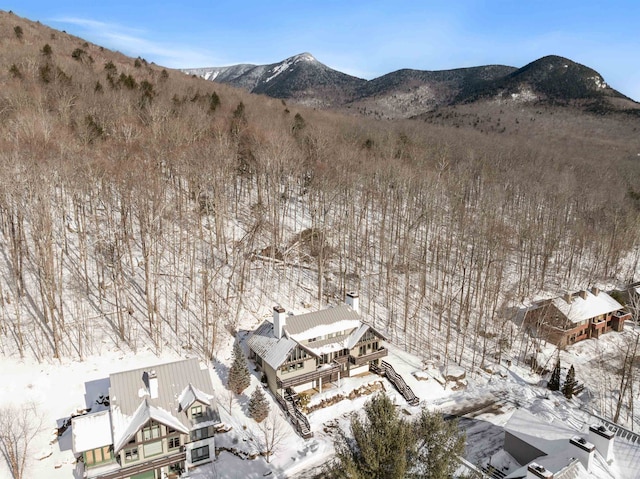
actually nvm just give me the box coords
[349,347,388,366]
[276,363,341,389]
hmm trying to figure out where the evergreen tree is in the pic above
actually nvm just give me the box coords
[227,342,250,395]
[248,385,270,423]
[209,91,220,112]
[326,393,465,479]
[562,364,577,399]
[411,408,465,479]
[548,357,561,391]
[330,393,411,479]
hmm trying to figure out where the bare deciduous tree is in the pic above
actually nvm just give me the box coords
[255,412,289,464]
[0,403,42,479]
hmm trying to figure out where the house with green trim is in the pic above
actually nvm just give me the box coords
[72,358,220,479]
[247,293,387,398]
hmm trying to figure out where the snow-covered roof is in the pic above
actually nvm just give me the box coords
[504,409,620,479]
[284,305,361,339]
[71,410,112,454]
[505,408,573,455]
[109,358,215,418]
[112,399,189,453]
[108,358,219,450]
[248,304,386,368]
[178,384,212,412]
[246,321,297,370]
[551,290,623,324]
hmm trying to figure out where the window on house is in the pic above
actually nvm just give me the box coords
[168,436,180,450]
[142,422,160,441]
[191,405,203,418]
[190,426,214,442]
[191,445,210,462]
[124,447,139,463]
[308,337,317,343]
[85,447,112,466]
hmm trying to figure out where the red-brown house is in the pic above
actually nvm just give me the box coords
[525,287,630,347]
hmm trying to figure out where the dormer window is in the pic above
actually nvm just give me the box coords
[191,405,203,418]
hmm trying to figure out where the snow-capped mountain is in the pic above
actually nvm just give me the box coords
[183,53,366,107]
[185,53,637,118]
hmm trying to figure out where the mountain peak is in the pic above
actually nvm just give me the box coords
[287,52,317,63]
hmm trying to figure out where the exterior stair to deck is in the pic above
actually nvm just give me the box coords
[277,388,313,439]
[371,360,420,406]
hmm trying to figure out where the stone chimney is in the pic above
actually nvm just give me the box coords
[569,436,595,471]
[148,370,158,399]
[346,292,360,313]
[564,292,573,304]
[526,462,553,479]
[591,287,600,296]
[578,290,588,300]
[588,425,614,462]
[273,306,286,339]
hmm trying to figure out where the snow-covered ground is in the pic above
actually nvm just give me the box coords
[1,320,638,479]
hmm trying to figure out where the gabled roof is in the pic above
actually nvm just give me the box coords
[246,320,297,370]
[248,304,386,368]
[551,290,623,324]
[346,323,387,349]
[178,383,212,412]
[71,410,112,454]
[112,399,189,453]
[108,358,218,451]
[284,305,361,340]
[109,358,215,419]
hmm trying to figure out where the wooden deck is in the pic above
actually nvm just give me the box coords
[93,450,186,479]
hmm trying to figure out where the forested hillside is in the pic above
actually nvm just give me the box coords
[1,7,639,394]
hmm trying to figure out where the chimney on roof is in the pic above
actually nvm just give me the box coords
[569,436,595,472]
[591,287,600,296]
[578,290,588,300]
[564,292,573,304]
[526,462,554,479]
[346,292,360,313]
[148,370,158,399]
[273,306,286,339]
[588,425,614,462]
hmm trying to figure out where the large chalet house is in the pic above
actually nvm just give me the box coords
[525,287,630,347]
[72,358,220,479]
[247,293,387,397]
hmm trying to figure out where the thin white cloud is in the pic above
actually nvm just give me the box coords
[51,16,217,68]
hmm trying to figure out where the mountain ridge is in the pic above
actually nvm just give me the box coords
[184,53,638,118]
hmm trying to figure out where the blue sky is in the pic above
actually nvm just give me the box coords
[5,1,640,100]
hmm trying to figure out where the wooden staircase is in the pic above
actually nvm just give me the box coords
[276,389,313,439]
[481,464,506,479]
[372,360,419,406]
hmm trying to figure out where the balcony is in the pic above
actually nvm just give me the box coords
[349,347,388,366]
[276,363,341,389]
[93,450,186,479]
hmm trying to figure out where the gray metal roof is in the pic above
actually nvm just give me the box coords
[246,321,297,370]
[108,358,217,429]
[284,304,361,336]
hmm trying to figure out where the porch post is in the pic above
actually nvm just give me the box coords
[319,376,322,393]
